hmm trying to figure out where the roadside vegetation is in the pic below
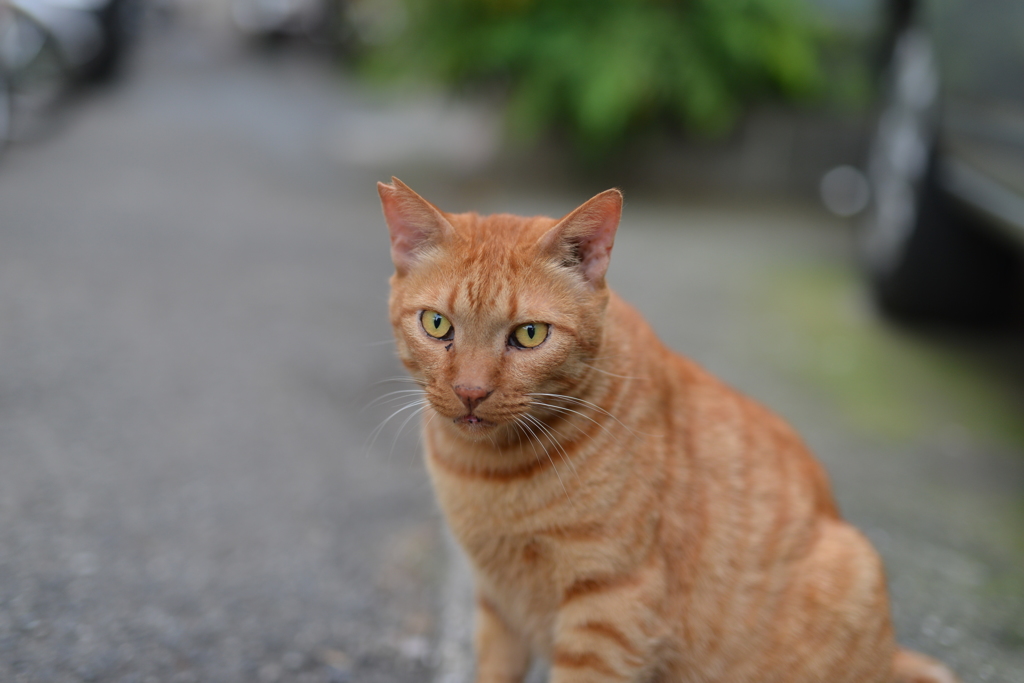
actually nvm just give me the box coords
[355,0,835,157]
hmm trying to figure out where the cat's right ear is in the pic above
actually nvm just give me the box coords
[378,177,455,276]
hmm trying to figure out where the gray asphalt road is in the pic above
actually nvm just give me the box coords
[1,14,1022,683]
[0,22,439,683]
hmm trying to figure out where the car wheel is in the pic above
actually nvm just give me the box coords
[861,27,1020,323]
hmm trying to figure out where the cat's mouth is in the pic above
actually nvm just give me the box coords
[455,414,494,428]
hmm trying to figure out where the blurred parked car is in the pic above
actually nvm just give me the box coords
[0,0,138,158]
[231,0,322,38]
[861,0,1024,322]
[231,0,351,47]
[0,53,10,148]
[1,0,140,87]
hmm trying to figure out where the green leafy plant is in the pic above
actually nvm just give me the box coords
[364,0,825,154]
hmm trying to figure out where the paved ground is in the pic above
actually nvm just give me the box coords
[1,12,1022,683]
[0,19,441,683]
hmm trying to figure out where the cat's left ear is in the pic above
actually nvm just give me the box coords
[540,188,623,288]
[378,177,455,276]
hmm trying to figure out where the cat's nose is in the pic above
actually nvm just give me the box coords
[453,385,492,412]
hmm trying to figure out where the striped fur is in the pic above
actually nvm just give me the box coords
[378,179,958,683]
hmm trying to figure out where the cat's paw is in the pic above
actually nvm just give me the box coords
[893,649,960,683]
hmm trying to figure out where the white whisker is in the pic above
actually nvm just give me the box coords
[413,406,439,460]
[424,406,438,429]
[527,392,644,437]
[529,400,621,444]
[365,399,428,455]
[584,352,629,363]
[390,404,428,460]
[580,362,645,381]
[514,415,573,507]
[512,419,526,451]
[372,376,426,387]
[511,417,538,459]
[523,413,579,483]
[365,389,426,410]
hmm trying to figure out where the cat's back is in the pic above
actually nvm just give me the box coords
[628,298,844,578]
[631,305,896,680]
[606,290,837,517]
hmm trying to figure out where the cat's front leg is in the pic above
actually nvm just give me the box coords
[548,566,667,683]
[474,595,531,683]
[547,618,655,683]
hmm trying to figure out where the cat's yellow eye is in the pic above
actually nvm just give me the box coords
[512,323,549,349]
[421,310,453,339]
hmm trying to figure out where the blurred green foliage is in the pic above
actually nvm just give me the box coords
[363,0,825,154]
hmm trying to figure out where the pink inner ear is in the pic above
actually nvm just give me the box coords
[542,189,622,287]
[378,179,452,275]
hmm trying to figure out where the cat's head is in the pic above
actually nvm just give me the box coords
[378,178,622,443]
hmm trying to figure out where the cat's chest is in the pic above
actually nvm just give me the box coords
[429,456,571,594]
[468,531,563,652]
[423,443,581,624]
[423,434,582,539]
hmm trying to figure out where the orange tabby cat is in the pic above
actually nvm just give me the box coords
[378,178,958,683]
